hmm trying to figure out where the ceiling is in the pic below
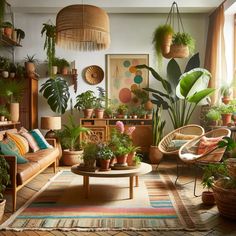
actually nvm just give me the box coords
[8,0,225,14]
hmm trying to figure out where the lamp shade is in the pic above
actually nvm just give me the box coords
[56,4,110,51]
[41,116,61,130]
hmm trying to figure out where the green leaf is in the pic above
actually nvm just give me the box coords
[184,53,200,72]
[167,59,181,92]
[187,88,215,105]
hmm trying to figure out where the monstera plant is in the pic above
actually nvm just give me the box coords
[137,53,215,129]
[40,77,70,114]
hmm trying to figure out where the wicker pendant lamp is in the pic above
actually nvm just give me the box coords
[56,4,110,51]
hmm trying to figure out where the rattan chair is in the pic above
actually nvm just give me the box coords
[158,124,205,156]
[178,128,231,196]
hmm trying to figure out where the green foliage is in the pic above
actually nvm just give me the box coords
[138,53,214,129]
[56,115,90,151]
[0,0,5,25]
[218,104,234,114]
[15,28,25,39]
[218,137,236,151]
[0,157,10,199]
[0,21,13,28]
[41,23,56,77]
[0,56,10,70]
[97,143,114,160]
[24,54,37,63]
[152,106,166,146]
[220,84,232,97]
[133,153,143,165]
[0,105,9,118]
[95,87,106,109]
[15,63,25,79]
[127,145,140,153]
[206,109,221,121]
[135,105,146,117]
[53,58,70,68]
[9,62,16,73]
[114,146,129,156]
[131,88,149,104]
[40,77,70,114]
[83,142,99,161]
[172,32,195,54]
[117,104,128,114]
[0,79,25,103]
[74,90,96,110]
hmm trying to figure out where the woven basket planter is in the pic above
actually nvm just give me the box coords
[169,44,189,58]
[212,179,236,220]
[226,158,236,179]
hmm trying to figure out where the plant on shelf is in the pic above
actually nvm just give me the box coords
[41,23,56,77]
[97,142,114,170]
[15,28,25,43]
[40,77,70,115]
[0,104,10,121]
[15,63,25,79]
[0,157,10,221]
[116,104,128,118]
[9,62,16,78]
[24,54,38,76]
[82,142,99,168]
[74,90,96,118]
[136,53,214,129]
[1,58,9,78]
[94,87,106,118]
[152,24,174,66]
[135,105,146,118]
[149,106,166,164]
[1,21,13,38]
[206,108,221,126]
[59,58,70,75]
[218,104,234,126]
[56,115,90,166]
[220,84,232,105]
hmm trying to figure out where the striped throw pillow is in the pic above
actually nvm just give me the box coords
[19,127,40,152]
[30,129,53,149]
[6,132,29,155]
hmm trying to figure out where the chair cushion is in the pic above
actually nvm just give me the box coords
[6,132,29,155]
[173,133,198,140]
[197,136,223,155]
[167,139,189,151]
[0,139,28,164]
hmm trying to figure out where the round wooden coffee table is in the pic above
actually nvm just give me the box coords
[71,162,152,199]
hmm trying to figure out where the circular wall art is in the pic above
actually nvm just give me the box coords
[84,65,104,85]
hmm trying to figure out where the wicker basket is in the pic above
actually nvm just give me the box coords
[0,199,6,221]
[212,179,236,220]
[226,158,236,179]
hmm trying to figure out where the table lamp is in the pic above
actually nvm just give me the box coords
[41,116,61,138]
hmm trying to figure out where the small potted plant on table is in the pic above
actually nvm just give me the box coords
[97,142,114,171]
[82,142,99,170]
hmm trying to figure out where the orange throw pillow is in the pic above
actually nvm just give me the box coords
[197,136,223,155]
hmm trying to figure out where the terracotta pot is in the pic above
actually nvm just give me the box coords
[222,97,231,105]
[116,154,128,165]
[61,67,69,75]
[221,114,232,126]
[161,33,173,55]
[95,108,104,119]
[0,199,6,222]
[4,27,12,38]
[144,100,154,111]
[83,109,94,118]
[62,149,83,166]
[100,159,110,170]
[127,152,136,166]
[149,145,163,164]
[146,114,153,119]
[164,44,189,59]
[10,103,19,122]
[25,62,35,75]
[202,191,215,205]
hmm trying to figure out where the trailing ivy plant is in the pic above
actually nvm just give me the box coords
[40,77,70,114]
[41,23,56,77]
[136,53,215,129]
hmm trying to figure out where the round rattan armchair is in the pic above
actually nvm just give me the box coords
[158,124,205,156]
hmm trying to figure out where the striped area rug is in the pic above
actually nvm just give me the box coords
[1,170,206,231]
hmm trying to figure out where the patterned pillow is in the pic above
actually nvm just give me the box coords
[167,139,189,152]
[19,127,40,152]
[197,136,223,155]
[29,129,53,150]
[6,132,29,155]
[0,139,28,164]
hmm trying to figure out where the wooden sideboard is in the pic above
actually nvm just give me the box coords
[80,118,152,153]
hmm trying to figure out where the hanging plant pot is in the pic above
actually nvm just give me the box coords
[161,33,173,55]
[169,44,189,58]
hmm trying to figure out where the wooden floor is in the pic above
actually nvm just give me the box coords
[1,157,236,236]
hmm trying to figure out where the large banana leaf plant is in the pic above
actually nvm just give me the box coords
[137,53,215,129]
[40,77,70,114]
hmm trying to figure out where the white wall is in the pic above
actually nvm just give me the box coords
[13,12,209,133]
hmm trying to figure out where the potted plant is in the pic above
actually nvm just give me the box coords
[201,170,215,205]
[0,104,10,121]
[57,115,90,166]
[41,23,56,77]
[74,90,96,118]
[0,157,10,221]
[59,58,70,75]
[1,21,13,38]
[24,54,38,76]
[97,142,114,171]
[218,104,234,126]
[82,142,99,169]
[40,77,70,115]
[220,84,232,105]
[149,106,166,164]
[152,24,174,66]
[206,108,221,126]
[116,104,128,118]
[9,62,16,78]
[15,28,25,44]
[127,144,140,166]
[133,153,143,166]
[1,58,9,78]
[0,56,9,72]
[94,87,106,119]
[0,79,25,122]
[168,32,195,58]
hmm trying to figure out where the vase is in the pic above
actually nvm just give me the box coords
[10,103,19,122]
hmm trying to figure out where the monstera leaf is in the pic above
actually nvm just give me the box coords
[40,77,70,114]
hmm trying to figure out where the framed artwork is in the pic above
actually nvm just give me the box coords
[105,54,149,106]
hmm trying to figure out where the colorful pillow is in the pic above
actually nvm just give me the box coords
[19,127,40,152]
[197,136,223,155]
[173,133,198,140]
[6,132,29,155]
[29,129,53,150]
[167,139,189,151]
[0,139,28,164]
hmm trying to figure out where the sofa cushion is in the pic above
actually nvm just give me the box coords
[25,148,59,169]
[17,161,41,185]
[0,139,28,164]
[29,129,53,150]
[6,132,29,155]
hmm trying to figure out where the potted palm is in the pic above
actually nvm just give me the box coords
[57,115,90,166]
[149,106,166,164]
[74,90,96,118]
[0,157,10,221]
